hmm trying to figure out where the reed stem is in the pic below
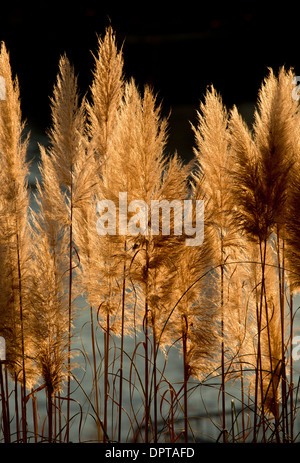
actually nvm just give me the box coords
[144,240,150,443]
[0,363,10,442]
[104,312,110,442]
[182,315,188,443]
[47,387,53,443]
[31,392,38,443]
[66,212,73,443]
[90,306,101,441]
[277,229,288,441]
[118,243,127,442]
[220,262,226,442]
[253,239,267,442]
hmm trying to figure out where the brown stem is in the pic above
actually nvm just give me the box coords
[182,316,188,443]
[0,363,10,442]
[152,320,158,443]
[290,291,294,442]
[118,243,126,442]
[47,386,53,443]
[66,188,73,442]
[277,230,287,441]
[253,239,267,442]
[104,312,110,442]
[32,392,38,443]
[16,227,27,443]
[14,374,20,442]
[90,306,101,441]
[220,262,226,442]
[144,240,149,443]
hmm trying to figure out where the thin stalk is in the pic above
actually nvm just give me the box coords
[118,242,127,442]
[182,315,188,443]
[259,240,267,442]
[47,387,53,443]
[54,395,57,442]
[20,384,27,443]
[144,304,149,443]
[170,388,176,443]
[57,391,62,442]
[14,374,20,442]
[90,306,101,441]
[220,261,226,442]
[16,226,27,443]
[152,320,158,443]
[253,239,267,442]
[144,240,150,444]
[277,229,287,441]
[262,275,280,442]
[66,188,73,443]
[0,363,10,442]
[290,290,294,441]
[231,400,236,443]
[110,334,118,440]
[4,366,10,440]
[240,362,245,442]
[104,311,110,442]
[31,391,38,443]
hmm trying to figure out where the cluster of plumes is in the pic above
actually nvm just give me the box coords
[192,69,300,422]
[0,27,300,441]
[0,42,35,388]
[0,29,218,411]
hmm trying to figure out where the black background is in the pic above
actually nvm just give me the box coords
[0,3,299,161]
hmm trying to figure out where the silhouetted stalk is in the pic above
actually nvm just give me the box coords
[47,386,53,443]
[14,374,20,441]
[144,240,150,443]
[66,200,73,443]
[144,306,149,443]
[53,396,57,442]
[253,306,262,442]
[260,240,268,442]
[220,261,226,442]
[182,315,188,443]
[118,245,127,442]
[58,392,62,442]
[0,363,10,442]
[152,319,158,443]
[240,363,245,442]
[261,266,280,443]
[20,384,27,442]
[31,392,38,443]
[253,239,267,442]
[104,312,110,442]
[4,367,10,440]
[290,291,294,442]
[109,334,118,439]
[169,387,176,442]
[90,305,101,441]
[276,229,287,441]
[15,225,27,443]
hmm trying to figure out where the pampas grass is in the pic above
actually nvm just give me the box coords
[192,86,244,440]
[1,29,300,444]
[0,42,33,442]
[37,53,93,442]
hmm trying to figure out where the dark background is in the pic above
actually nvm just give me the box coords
[0,3,299,162]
